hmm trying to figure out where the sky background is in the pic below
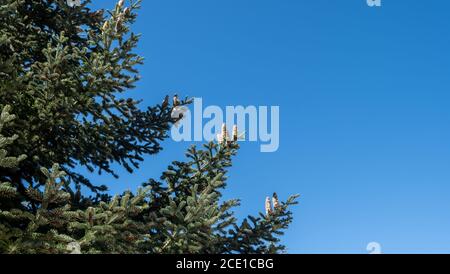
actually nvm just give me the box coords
[82,0,450,253]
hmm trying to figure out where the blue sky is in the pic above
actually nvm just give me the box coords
[83,0,450,253]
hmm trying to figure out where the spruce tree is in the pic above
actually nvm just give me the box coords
[0,0,299,254]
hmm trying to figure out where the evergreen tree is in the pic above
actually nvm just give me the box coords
[0,0,299,254]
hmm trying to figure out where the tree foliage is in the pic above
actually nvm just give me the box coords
[0,0,299,254]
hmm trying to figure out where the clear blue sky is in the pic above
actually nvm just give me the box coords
[83,0,450,253]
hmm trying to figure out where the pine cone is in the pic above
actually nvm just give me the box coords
[272,192,280,211]
[265,196,272,216]
[232,125,238,142]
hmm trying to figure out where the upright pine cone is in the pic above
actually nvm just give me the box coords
[272,192,280,210]
[265,196,272,216]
